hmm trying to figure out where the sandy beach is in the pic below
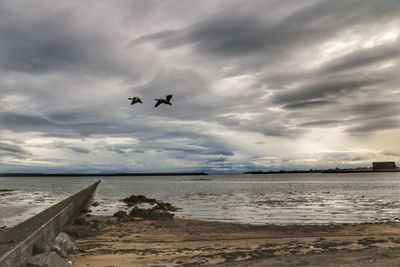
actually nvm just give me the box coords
[69,216,400,267]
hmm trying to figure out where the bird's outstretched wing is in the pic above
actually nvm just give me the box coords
[166,95,173,102]
[155,99,162,107]
[129,96,143,105]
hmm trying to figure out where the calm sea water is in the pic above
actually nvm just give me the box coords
[1,173,400,226]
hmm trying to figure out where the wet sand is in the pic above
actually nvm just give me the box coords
[71,216,400,266]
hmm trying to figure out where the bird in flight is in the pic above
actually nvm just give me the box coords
[155,95,172,107]
[128,97,143,105]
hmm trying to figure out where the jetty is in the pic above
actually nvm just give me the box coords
[0,181,100,267]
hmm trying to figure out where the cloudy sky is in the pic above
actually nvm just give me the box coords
[1,0,400,173]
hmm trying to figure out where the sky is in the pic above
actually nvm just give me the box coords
[0,0,400,173]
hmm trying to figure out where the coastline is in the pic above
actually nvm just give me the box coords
[70,216,400,267]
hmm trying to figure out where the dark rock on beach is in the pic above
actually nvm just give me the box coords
[119,194,178,220]
[120,195,158,206]
[73,217,86,225]
[120,194,178,211]
[33,232,82,261]
[55,232,81,253]
[90,201,99,207]
[153,202,178,212]
[26,251,71,267]
[64,219,100,238]
[129,207,174,220]
[113,210,128,219]
[0,189,14,196]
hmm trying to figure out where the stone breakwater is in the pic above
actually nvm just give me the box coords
[0,181,100,267]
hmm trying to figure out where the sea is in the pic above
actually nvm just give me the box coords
[2,172,400,227]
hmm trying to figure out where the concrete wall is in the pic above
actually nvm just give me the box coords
[0,180,100,267]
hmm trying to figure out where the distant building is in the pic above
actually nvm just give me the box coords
[372,162,397,171]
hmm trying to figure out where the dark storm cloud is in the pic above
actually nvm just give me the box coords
[132,68,209,98]
[299,120,347,127]
[0,1,132,75]
[283,100,335,109]
[134,0,398,60]
[0,142,31,156]
[46,111,87,122]
[346,119,400,134]
[322,43,400,74]
[0,112,58,130]
[345,101,400,119]
[272,74,385,105]
[321,152,371,163]
[264,39,400,89]
[383,151,400,157]
[164,147,233,156]
[68,147,90,154]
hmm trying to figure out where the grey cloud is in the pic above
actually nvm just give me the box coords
[346,119,400,134]
[134,0,398,60]
[272,74,385,105]
[283,100,335,109]
[264,126,306,138]
[68,147,90,154]
[321,152,371,164]
[299,120,346,127]
[132,68,209,99]
[345,101,400,119]
[0,142,31,156]
[383,151,400,157]
[0,112,59,131]
[264,39,400,89]
[165,147,233,156]
[0,1,134,76]
[322,43,400,74]
[45,111,87,122]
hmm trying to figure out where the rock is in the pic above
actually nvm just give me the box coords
[55,232,80,253]
[120,195,157,206]
[120,194,178,211]
[91,201,99,207]
[113,210,128,219]
[33,241,68,259]
[153,202,178,212]
[79,208,92,214]
[0,189,14,196]
[26,252,71,267]
[129,207,174,220]
[73,217,86,225]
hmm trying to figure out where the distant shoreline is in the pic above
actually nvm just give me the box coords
[0,172,208,177]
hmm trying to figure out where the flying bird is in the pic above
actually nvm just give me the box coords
[155,95,172,107]
[128,97,143,105]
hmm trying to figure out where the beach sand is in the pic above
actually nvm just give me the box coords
[70,216,400,266]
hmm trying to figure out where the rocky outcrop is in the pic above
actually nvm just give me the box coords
[120,195,158,206]
[113,210,128,219]
[26,251,71,267]
[118,194,178,221]
[129,207,174,220]
[29,232,81,266]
